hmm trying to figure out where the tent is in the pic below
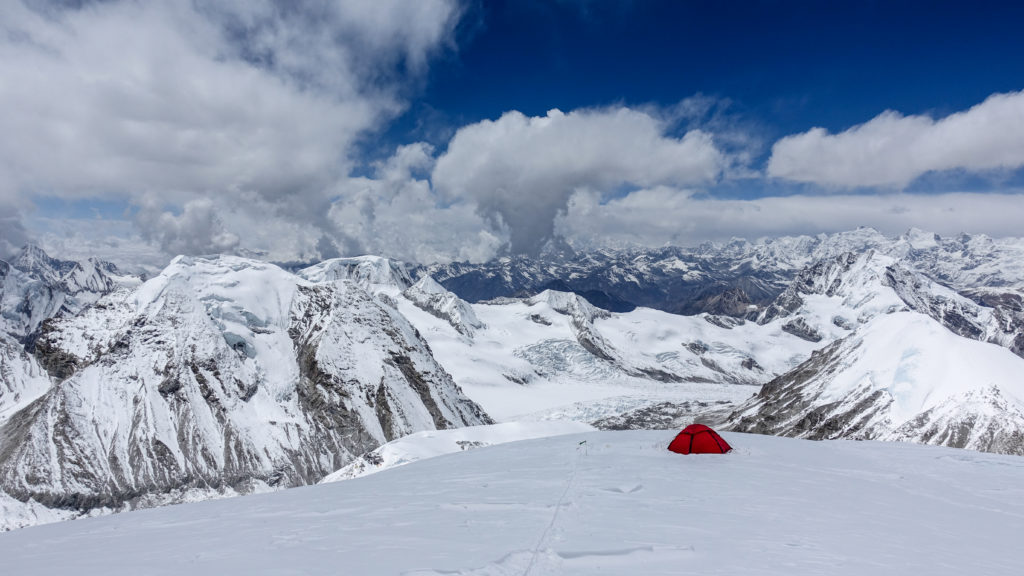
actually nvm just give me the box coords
[668,424,732,454]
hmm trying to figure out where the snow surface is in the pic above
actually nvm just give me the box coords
[1,430,1022,575]
[819,312,1024,422]
[321,421,594,482]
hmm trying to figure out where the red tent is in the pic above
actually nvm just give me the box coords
[668,424,732,454]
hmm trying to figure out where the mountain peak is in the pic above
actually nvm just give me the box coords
[12,244,76,284]
[299,255,413,290]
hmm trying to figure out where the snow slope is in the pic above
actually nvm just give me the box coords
[1,430,1022,575]
[0,333,50,425]
[321,420,593,482]
[729,312,1024,454]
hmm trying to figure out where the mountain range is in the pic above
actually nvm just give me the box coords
[2,228,1023,530]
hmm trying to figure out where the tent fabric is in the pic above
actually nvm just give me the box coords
[667,424,732,454]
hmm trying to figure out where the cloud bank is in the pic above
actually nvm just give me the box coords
[768,90,1024,188]
[3,2,1022,267]
[560,188,1024,248]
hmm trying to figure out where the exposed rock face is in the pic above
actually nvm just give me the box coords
[3,230,1024,529]
[726,312,1024,455]
[422,229,1024,328]
[695,287,753,317]
[703,315,746,329]
[781,317,823,342]
[403,276,485,337]
[418,246,793,316]
[0,256,490,513]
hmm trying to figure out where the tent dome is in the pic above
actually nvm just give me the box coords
[668,424,732,454]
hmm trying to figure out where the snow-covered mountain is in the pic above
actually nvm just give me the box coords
[0,333,51,425]
[403,276,485,337]
[727,312,1024,455]
[0,245,130,341]
[419,228,1024,320]
[1,246,840,530]
[3,229,1024,532]
[723,250,1024,454]
[2,430,1022,575]
[0,255,489,523]
[749,249,1024,357]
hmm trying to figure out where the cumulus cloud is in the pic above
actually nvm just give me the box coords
[560,187,1024,248]
[0,0,461,258]
[768,90,1024,188]
[432,106,727,255]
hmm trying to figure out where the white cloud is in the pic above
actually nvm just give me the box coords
[768,91,1024,188]
[135,198,240,256]
[0,0,461,258]
[560,188,1024,248]
[432,106,727,255]
[328,144,504,264]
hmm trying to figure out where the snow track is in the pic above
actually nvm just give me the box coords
[522,443,583,576]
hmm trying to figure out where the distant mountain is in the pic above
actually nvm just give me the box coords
[418,228,1024,322]
[0,245,130,342]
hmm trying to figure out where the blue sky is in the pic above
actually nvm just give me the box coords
[2,0,1023,267]
[397,0,1024,147]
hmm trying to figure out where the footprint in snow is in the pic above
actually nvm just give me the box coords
[403,544,693,576]
[600,483,644,494]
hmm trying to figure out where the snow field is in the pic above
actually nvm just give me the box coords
[1,430,1022,575]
